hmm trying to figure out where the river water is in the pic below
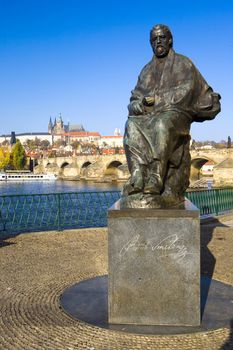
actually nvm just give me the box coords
[0,180,123,196]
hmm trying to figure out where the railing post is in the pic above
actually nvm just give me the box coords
[215,189,219,216]
[58,193,61,231]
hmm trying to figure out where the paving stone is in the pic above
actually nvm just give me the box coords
[0,223,233,349]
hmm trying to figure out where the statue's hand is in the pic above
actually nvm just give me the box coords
[128,101,144,115]
[143,96,155,106]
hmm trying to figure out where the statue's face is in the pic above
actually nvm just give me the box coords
[150,28,171,58]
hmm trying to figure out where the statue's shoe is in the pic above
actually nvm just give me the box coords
[144,175,163,194]
[128,185,142,195]
[123,179,142,195]
[127,168,144,194]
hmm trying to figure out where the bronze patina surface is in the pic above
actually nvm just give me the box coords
[122,24,221,208]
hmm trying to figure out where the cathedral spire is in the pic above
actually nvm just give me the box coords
[48,116,53,134]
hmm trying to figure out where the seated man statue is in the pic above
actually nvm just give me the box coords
[122,24,221,208]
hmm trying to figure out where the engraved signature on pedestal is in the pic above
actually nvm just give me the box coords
[119,234,191,261]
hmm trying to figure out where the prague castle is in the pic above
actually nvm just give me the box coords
[0,114,123,148]
[48,114,85,135]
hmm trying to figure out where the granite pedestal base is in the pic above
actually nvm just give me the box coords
[108,199,200,326]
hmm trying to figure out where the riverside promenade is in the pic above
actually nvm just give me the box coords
[1,217,233,350]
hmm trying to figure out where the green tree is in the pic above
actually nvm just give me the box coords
[40,139,50,150]
[24,139,35,151]
[48,150,57,158]
[71,140,81,149]
[0,147,11,170]
[1,140,10,146]
[11,140,26,170]
[53,139,66,148]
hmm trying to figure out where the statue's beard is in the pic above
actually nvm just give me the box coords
[154,45,169,58]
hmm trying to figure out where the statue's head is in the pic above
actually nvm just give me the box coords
[150,24,173,58]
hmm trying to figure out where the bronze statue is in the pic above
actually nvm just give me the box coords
[122,24,221,208]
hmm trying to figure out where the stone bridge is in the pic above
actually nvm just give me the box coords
[190,148,233,180]
[35,149,233,181]
[35,154,128,181]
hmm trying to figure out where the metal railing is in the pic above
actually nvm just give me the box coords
[0,191,120,234]
[1,188,233,234]
[186,188,233,216]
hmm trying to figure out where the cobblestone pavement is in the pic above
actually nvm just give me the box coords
[1,216,233,350]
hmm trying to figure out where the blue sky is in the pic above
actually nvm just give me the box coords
[0,0,232,141]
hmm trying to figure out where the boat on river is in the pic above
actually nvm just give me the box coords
[0,171,57,181]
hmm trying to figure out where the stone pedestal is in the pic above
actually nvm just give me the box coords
[108,199,200,326]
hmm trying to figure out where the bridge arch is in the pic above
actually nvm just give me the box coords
[104,160,123,180]
[190,157,216,180]
[81,161,92,169]
[60,161,70,169]
[80,161,93,178]
[106,160,123,169]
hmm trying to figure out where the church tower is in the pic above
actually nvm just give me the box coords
[56,113,64,133]
[48,117,53,134]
